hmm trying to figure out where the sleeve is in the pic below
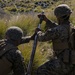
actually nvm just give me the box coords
[45,20,57,30]
[37,26,68,42]
[20,36,31,44]
[12,50,26,75]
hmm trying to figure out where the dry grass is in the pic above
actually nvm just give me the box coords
[0,0,75,74]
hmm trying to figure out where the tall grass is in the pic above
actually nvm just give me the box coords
[8,13,40,35]
[0,0,75,74]
[19,41,52,74]
[0,19,8,39]
[0,13,52,74]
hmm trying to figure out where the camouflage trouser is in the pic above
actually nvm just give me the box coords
[36,57,75,75]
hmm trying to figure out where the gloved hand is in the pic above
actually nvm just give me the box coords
[30,28,41,40]
[35,28,41,33]
[30,33,36,40]
[38,14,48,22]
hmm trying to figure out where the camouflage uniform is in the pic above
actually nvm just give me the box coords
[0,26,31,75]
[36,4,75,75]
[4,40,26,75]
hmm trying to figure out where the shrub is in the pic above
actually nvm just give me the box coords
[4,6,17,13]
[0,19,7,39]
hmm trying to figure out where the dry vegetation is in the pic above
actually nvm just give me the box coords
[0,0,75,74]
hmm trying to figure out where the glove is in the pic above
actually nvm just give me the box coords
[35,28,41,33]
[30,28,41,40]
[30,33,36,40]
[38,14,48,22]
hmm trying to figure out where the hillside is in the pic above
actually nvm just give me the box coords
[0,0,75,75]
[0,0,75,22]
[0,0,61,14]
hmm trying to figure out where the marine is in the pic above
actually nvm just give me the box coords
[35,4,75,75]
[0,26,34,75]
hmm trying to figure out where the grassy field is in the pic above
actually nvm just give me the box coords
[0,0,75,74]
[0,13,53,74]
[0,0,58,14]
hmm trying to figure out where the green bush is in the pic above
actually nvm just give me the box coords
[4,6,17,13]
[0,20,7,39]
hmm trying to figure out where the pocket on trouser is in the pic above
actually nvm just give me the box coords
[63,49,70,63]
[71,50,75,64]
[62,50,75,64]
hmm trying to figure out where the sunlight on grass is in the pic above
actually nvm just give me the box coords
[0,0,75,74]
[0,19,7,39]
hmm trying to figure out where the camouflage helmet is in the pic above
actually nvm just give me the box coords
[54,4,72,17]
[5,26,23,40]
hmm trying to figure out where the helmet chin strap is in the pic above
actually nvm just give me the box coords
[56,14,70,24]
[57,18,69,25]
[62,14,70,19]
